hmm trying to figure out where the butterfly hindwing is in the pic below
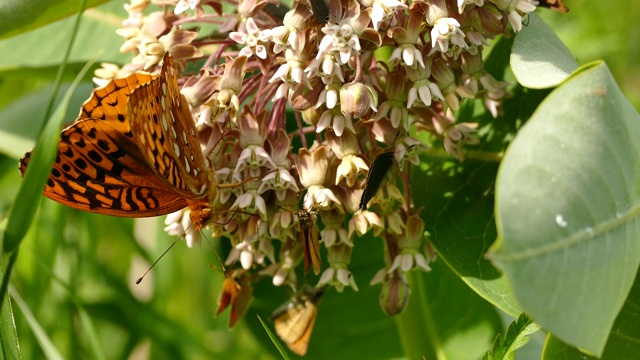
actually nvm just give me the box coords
[20,119,188,217]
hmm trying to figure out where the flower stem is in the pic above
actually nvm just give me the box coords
[395,270,446,360]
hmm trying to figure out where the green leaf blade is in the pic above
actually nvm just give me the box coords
[3,58,94,252]
[0,0,109,40]
[511,13,578,89]
[492,61,640,356]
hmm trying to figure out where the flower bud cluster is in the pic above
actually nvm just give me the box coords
[105,0,538,318]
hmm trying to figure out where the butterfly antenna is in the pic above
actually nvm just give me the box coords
[136,235,182,284]
[136,219,198,284]
[201,230,229,277]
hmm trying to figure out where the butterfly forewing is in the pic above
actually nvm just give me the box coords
[80,72,157,134]
[128,54,210,200]
[20,119,188,217]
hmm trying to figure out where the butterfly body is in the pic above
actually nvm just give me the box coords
[20,53,215,231]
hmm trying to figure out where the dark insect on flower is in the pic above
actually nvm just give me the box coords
[537,0,569,13]
[296,206,322,275]
[306,0,330,24]
[359,151,395,211]
[271,286,325,356]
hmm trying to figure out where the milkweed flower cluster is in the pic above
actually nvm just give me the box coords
[102,0,539,321]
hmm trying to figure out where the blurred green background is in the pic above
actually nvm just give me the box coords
[0,0,638,359]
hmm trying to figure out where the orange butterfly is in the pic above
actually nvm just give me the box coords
[271,286,324,356]
[20,53,215,231]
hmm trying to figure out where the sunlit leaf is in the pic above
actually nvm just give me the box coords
[511,13,578,89]
[492,61,640,356]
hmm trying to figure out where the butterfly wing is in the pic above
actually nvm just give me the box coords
[128,53,211,200]
[272,287,324,356]
[298,210,322,275]
[80,72,157,134]
[216,274,253,328]
[284,301,316,356]
[20,118,188,217]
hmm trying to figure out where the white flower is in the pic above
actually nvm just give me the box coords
[269,48,313,101]
[315,83,340,110]
[389,44,425,68]
[348,210,384,238]
[229,17,271,59]
[321,226,350,247]
[507,0,537,32]
[335,155,369,187]
[164,209,200,248]
[316,109,356,136]
[234,145,277,177]
[457,0,484,13]
[305,56,345,82]
[257,168,300,201]
[317,266,359,292]
[226,240,255,270]
[388,251,432,273]
[259,258,297,287]
[431,17,468,53]
[317,24,361,64]
[370,0,408,31]
[407,80,444,108]
[231,190,268,220]
[174,0,200,14]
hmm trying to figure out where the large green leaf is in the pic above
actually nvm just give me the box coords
[0,0,110,40]
[542,267,640,359]
[491,61,640,356]
[511,13,578,89]
[414,155,521,316]
[411,35,557,319]
[0,1,128,69]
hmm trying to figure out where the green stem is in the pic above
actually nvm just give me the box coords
[395,270,446,360]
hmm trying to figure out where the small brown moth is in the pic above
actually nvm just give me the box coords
[271,286,325,356]
[295,206,322,275]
